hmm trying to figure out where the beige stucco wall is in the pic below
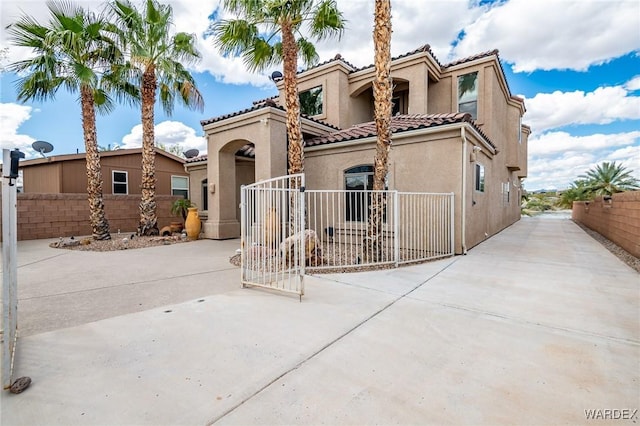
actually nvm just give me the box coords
[235,159,256,221]
[282,62,352,129]
[202,109,288,239]
[306,127,480,254]
[305,124,522,255]
[427,75,452,114]
[186,161,207,212]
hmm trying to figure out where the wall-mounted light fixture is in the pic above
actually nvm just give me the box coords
[470,145,482,162]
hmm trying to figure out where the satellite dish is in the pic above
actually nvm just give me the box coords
[184,149,199,159]
[32,140,54,158]
[270,71,283,81]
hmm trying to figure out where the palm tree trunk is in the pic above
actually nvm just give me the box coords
[80,86,110,240]
[282,21,304,236]
[366,0,393,262]
[138,65,159,236]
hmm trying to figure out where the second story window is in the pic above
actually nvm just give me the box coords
[113,170,128,194]
[299,86,323,116]
[458,72,478,119]
[475,163,485,192]
[519,115,523,144]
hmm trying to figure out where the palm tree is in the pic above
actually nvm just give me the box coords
[6,1,132,240]
[558,179,590,209]
[580,161,639,196]
[212,0,345,180]
[108,0,204,236]
[213,0,345,238]
[366,0,392,262]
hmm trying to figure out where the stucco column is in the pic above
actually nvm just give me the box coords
[203,148,240,239]
[407,67,428,114]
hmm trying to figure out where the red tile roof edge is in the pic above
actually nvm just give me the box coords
[305,113,496,150]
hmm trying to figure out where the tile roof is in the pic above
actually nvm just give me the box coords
[200,103,273,126]
[442,49,499,68]
[252,95,279,106]
[349,44,441,73]
[295,53,358,75]
[185,154,208,163]
[200,100,339,130]
[305,113,496,150]
[184,144,255,163]
[236,143,255,158]
[443,49,516,98]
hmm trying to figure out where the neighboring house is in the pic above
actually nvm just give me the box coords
[200,44,530,254]
[19,148,190,198]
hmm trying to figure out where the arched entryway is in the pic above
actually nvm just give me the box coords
[201,107,314,239]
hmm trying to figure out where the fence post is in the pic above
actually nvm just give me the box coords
[299,175,306,296]
[394,191,400,267]
[239,185,246,287]
[449,193,455,255]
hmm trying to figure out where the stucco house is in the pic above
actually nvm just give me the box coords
[198,44,530,254]
[19,148,190,197]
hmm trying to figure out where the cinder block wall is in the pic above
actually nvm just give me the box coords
[0,193,181,241]
[572,191,640,258]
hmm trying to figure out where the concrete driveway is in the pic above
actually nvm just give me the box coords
[1,216,638,425]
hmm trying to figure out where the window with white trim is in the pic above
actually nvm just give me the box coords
[171,175,189,198]
[502,182,510,205]
[458,72,478,119]
[112,170,128,194]
[518,116,523,144]
[474,163,485,192]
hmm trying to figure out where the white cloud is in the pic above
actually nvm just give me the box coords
[0,102,38,156]
[529,130,640,157]
[606,145,640,177]
[4,0,637,84]
[525,130,640,189]
[625,75,640,91]
[120,120,207,155]
[454,0,640,72]
[313,0,484,68]
[524,84,640,134]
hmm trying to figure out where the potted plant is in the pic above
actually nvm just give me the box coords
[171,198,195,232]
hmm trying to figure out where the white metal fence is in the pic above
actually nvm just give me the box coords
[240,174,306,298]
[305,190,454,270]
[240,174,454,297]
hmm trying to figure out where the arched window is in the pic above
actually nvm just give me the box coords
[201,179,208,210]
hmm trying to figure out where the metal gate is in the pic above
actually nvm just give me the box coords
[240,174,305,298]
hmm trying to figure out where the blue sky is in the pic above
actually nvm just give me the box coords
[1,0,639,191]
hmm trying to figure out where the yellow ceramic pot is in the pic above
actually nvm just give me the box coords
[185,207,201,240]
